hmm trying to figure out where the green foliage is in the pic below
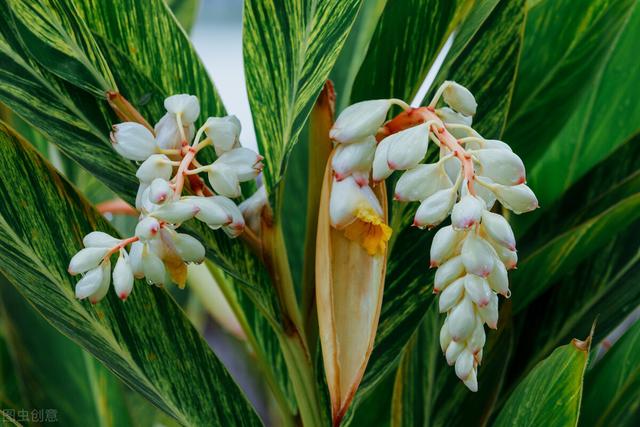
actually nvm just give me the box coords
[0,0,638,425]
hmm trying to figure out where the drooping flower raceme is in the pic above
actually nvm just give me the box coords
[69,94,262,303]
[330,81,537,391]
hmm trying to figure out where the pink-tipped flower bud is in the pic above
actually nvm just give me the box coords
[481,210,516,251]
[448,297,475,341]
[442,81,477,116]
[172,233,206,264]
[331,136,375,185]
[149,178,172,205]
[141,244,167,286]
[151,200,199,224]
[74,264,106,300]
[136,154,173,183]
[135,217,161,241]
[487,260,510,297]
[414,187,457,229]
[478,292,498,329]
[129,241,145,278]
[474,149,526,186]
[430,225,462,267]
[455,348,475,381]
[463,368,478,392]
[110,122,156,161]
[439,277,464,313]
[113,250,134,301]
[468,318,486,353]
[330,99,392,144]
[394,164,452,202]
[461,234,495,277]
[451,195,483,230]
[464,274,492,307]
[82,231,121,248]
[382,123,430,171]
[215,147,263,181]
[68,247,110,275]
[87,261,111,304]
[372,137,393,182]
[445,340,464,365]
[434,256,465,292]
[492,183,538,214]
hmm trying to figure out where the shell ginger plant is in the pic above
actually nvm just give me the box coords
[0,1,638,427]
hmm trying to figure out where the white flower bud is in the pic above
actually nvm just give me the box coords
[478,292,498,329]
[185,196,233,229]
[110,122,156,161]
[150,200,200,224]
[461,234,495,277]
[451,195,483,230]
[82,231,121,248]
[113,250,134,300]
[468,318,486,353]
[215,196,246,238]
[394,164,452,202]
[481,210,515,251]
[154,113,193,150]
[371,136,392,182]
[474,149,525,186]
[442,81,477,116]
[461,178,496,210]
[135,183,149,211]
[172,233,206,263]
[149,178,172,205]
[448,297,475,341]
[437,107,472,127]
[135,217,161,241]
[89,260,111,304]
[330,99,392,144]
[75,264,105,300]
[440,321,452,353]
[455,348,475,381]
[445,340,464,365]
[239,186,267,234]
[430,225,462,267]
[204,115,241,156]
[383,123,429,171]
[487,260,510,297]
[439,277,464,313]
[331,136,375,185]
[164,94,200,123]
[464,274,492,307]
[129,241,144,278]
[68,247,110,275]
[208,163,241,198]
[136,154,173,183]
[329,176,382,228]
[492,183,538,214]
[490,241,518,270]
[216,148,263,180]
[142,245,167,286]
[434,256,465,292]
[413,187,457,229]
[463,368,478,392]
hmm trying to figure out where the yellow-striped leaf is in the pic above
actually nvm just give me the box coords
[0,122,261,426]
[242,0,362,199]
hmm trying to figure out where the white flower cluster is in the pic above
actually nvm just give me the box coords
[68,94,262,302]
[329,81,538,391]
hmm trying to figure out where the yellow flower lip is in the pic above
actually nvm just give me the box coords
[343,206,392,256]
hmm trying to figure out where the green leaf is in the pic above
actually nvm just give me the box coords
[581,320,640,426]
[511,193,640,313]
[351,0,472,103]
[492,338,590,427]
[0,279,132,427]
[242,0,362,198]
[505,0,637,166]
[5,0,117,96]
[523,1,640,209]
[0,122,261,426]
[165,0,201,33]
[352,0,526,402]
